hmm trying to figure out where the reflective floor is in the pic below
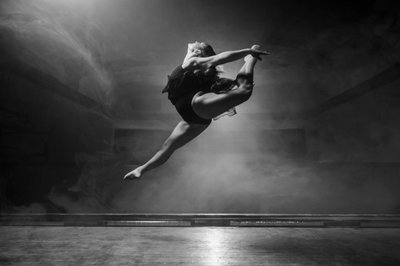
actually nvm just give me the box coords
[0,227,400,265]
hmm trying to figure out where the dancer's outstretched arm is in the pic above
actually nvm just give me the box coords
[183,47,269,69]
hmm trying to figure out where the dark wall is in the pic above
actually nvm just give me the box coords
[0,61,114,212]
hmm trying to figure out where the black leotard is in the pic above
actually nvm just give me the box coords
[162,65,214,125]
[162,66,253,125]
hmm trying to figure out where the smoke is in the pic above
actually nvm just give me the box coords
[44,121,400,214]
[2,0,400,214]
[0,0,113,105]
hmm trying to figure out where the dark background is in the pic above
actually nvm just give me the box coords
[1,0,400,213]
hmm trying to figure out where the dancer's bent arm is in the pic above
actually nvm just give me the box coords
[183,48,268,69]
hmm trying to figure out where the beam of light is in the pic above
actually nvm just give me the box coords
[40,0,95,10]
[0,0,114,105]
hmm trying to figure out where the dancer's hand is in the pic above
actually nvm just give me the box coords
[249,45,270,60]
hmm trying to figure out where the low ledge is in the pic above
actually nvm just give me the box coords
[1,214,400,228]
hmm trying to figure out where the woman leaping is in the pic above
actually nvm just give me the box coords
[124,42,269,179]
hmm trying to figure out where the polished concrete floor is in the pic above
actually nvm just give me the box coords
[0,227,399,265]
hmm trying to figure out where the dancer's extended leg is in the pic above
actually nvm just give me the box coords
[123,121,208,180]
[191,45,260,119]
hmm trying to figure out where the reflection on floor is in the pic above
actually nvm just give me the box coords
[0,227,399,265]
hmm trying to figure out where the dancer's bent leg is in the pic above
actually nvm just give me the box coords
[192,45,260,119]
[124,121,208,179]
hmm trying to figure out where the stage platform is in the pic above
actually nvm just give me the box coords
[2,214,400,265]
[1,213,400,227]
[1,226,400,265]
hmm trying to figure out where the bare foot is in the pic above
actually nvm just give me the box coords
[245,45,261,62]
[123,167,142,180]
[251,44,261,50]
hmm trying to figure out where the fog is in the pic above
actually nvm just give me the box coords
[1,0,400,214]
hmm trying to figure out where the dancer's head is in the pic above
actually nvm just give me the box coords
[188,41,216,57]
[186,41,219,81]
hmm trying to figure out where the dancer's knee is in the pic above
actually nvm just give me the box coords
[162,139,174,152]
[163,136,184,155]
[157,145,174,164]
[236,83,253,101]
[236,73,254,85]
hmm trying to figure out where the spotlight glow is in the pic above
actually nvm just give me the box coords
[202,229,227,266]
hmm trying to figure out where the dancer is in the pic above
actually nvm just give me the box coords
[124,42,268,179]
